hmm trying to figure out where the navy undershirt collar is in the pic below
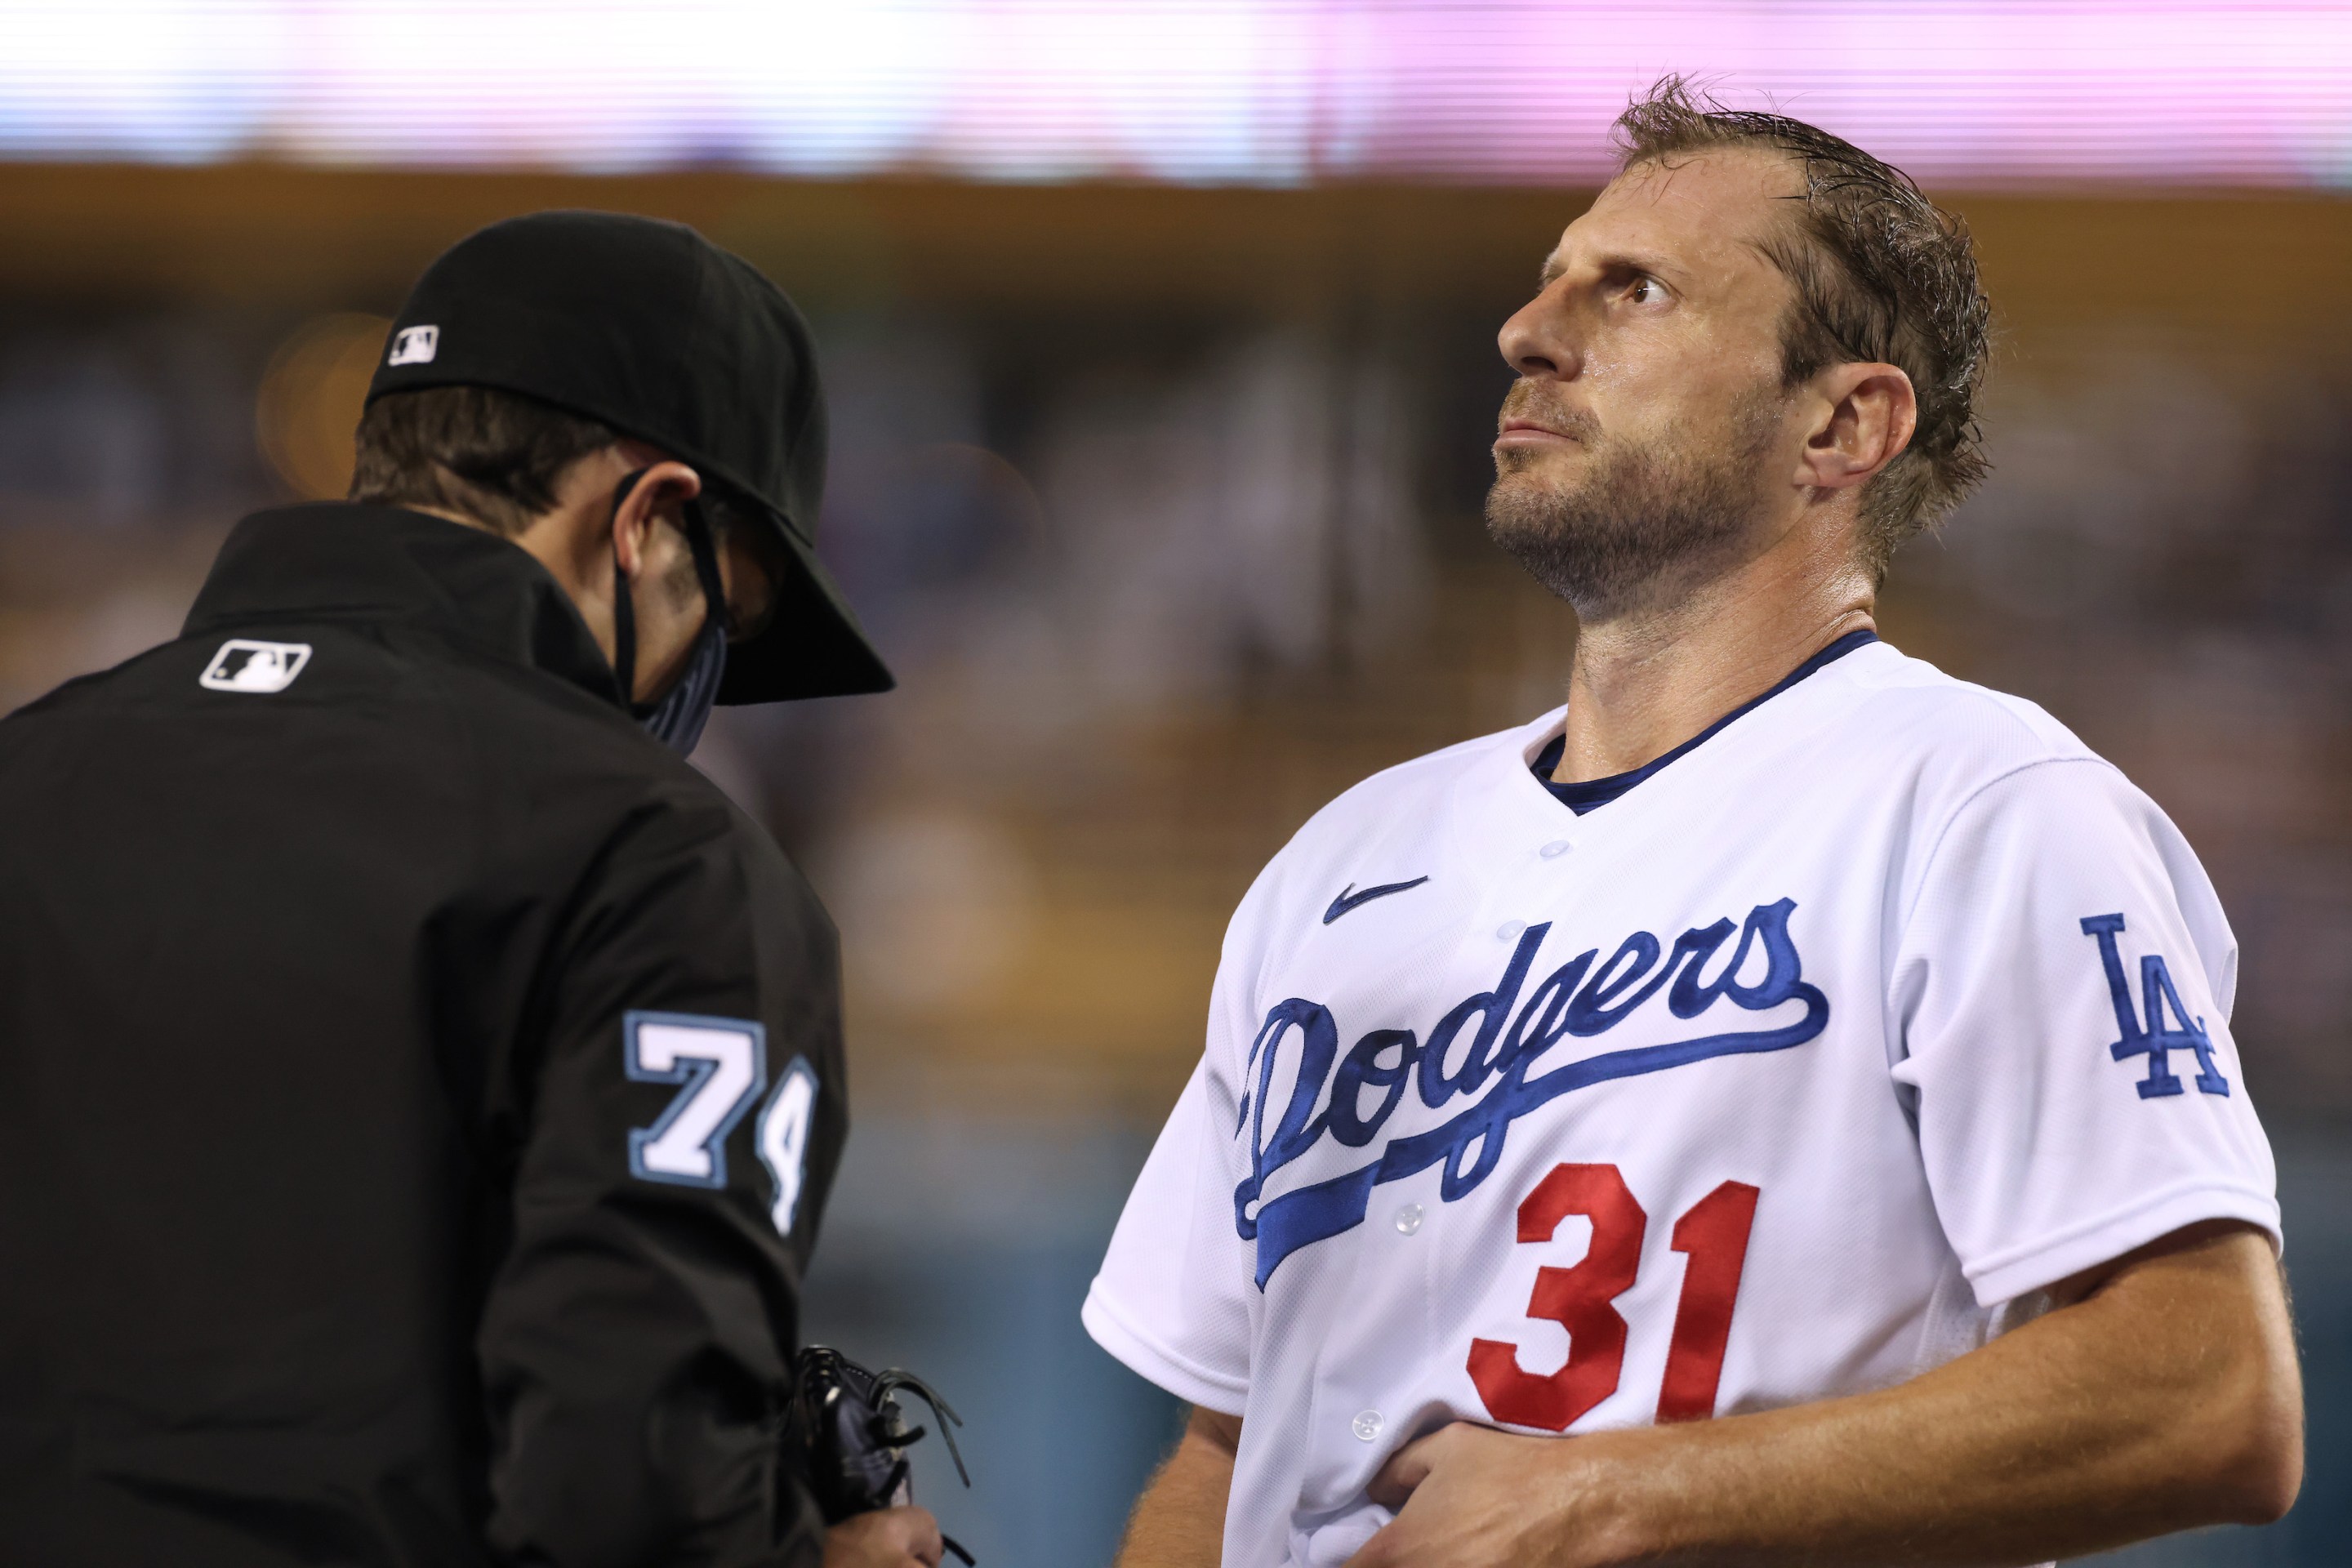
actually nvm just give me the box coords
[1533,628,1879,815]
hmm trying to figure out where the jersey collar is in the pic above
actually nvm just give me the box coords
[1530,629,1880,816]
[184,502,626,711]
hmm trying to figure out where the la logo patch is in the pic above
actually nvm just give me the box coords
[199,639,312,694]
[2080,914,2228,1099]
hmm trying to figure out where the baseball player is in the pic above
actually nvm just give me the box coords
[0,214,941,1568]
[1085,85,2302,1568]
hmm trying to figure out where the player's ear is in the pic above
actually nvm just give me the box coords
[1797,363,1917,492]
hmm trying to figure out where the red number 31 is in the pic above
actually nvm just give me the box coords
[1467,1163,1759,1431]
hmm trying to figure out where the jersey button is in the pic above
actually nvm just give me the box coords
[1497,920,1526,941]
[1393,1203,1424,1235]
[1540,839,1571,858]
[1352,1410,1384,1442]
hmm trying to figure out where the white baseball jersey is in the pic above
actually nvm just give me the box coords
[1083,634,2279,1568]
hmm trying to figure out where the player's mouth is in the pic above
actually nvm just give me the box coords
[1494,417,1584,450]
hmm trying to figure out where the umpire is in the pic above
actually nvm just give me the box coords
[0,213,941,1568]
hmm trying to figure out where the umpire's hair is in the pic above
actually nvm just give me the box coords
[1613,78,1991,578]
[350,385,618,537]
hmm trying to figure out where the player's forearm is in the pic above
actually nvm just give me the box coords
[1584,1226,2301,1566]
[1115,1407,1242,1568]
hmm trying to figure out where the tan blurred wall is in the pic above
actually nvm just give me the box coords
[6,163,2350,340]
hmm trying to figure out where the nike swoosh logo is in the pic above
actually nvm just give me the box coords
[1323,876,1432,925]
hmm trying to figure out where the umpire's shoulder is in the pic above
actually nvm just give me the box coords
[443,657,820,913]
[595,739,817,916]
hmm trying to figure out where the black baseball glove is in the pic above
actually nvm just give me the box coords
[793,1345,975,1565]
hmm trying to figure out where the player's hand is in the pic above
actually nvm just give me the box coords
[825,1506,946,1568]
[1347,1421,1626,1568]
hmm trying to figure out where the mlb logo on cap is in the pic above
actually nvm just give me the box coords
[199,639,314,694]
[387,325,439,367]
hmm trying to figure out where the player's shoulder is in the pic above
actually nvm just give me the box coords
[1296,719,1534,847]
[1813,639,2113,790]
[1222,718,1548,938]
[1808,643,2207,893]
[1325,723,1525,820]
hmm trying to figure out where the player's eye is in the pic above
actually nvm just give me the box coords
[1627,275,1668,305]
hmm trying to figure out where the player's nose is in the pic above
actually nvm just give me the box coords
[1498,286,1584,382]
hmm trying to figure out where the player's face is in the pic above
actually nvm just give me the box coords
[1487,149,1811,615]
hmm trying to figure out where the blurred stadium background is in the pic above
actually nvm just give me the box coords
[5,3,2350,1562]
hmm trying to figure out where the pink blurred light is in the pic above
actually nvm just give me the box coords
[2,1,2349,186]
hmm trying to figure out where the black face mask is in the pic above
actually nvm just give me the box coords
[609,472,731,757]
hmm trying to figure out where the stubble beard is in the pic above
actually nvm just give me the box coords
[1484,390,1786,621]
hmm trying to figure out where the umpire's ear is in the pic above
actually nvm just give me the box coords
[608,456,704,590]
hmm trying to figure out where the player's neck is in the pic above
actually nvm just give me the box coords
[1552,520,1876,786]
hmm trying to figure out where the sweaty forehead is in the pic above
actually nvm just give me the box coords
[1543,146,1804,286]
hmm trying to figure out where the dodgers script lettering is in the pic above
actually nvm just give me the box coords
[1232,898,1828,1286]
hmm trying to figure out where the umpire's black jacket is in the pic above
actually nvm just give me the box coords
[0,503,849,1567]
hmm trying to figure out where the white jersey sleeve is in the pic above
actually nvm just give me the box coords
[1084,948,1260,1414]
[1891,757,2280,1307]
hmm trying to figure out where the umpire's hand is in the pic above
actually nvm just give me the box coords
[826,1507,945,1568]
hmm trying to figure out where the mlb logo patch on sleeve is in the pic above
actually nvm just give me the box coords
[199,639,313,693]
[386,324,439,366]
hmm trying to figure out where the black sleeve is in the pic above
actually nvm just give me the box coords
[479,795,845,1568]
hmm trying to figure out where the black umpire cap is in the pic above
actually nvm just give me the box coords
[367,209,893,703]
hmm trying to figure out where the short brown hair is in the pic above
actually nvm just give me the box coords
[1613,78,1991,577]
[350,385,618,536]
